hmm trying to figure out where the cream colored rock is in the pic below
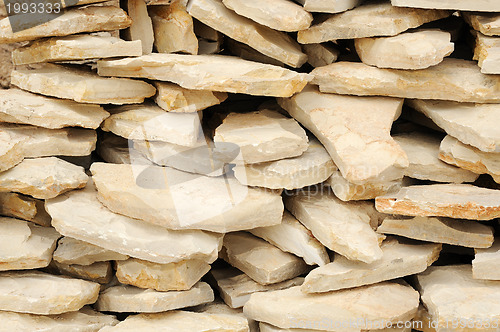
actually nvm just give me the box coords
[302,238,441,293]
[394,132,479,183]
[116,258,210,291]
[303,43,339,68]
[243,282,420,331]
[259,322,413,332]
[234,138,335,190]
[249,211,329,266]
[464,12,500,36]
[312,59,500,103]
[97,54,310,97]
[0,157,88,199]
[225,38,284,67]
[222,0,312,32]
[90,163,283,232]
[51,261,113,284]
[46,184,223,264]
[471,31,500,74]
[154,82,227,113]
[284,190,383,263]
[53,237,128,266]
[187,0,307,67]
[97,134,150,165]
[96,282,214,313]
[376,184,500,220]
[391,0,500,12]
[0,130,23,172]
[0,271,100,315]
[209,268,304,308]
[439,135,500,184]
[0,89,109,129]
[191,300,258,332]
[0,5,131,44]
[298,1,450,44]
[0,217,59,271]
[296,0,362,13]
[0,193,47,225]
[355,30,453,70]
[221,232,309,285]
[122,0,154,54]
[473,241,500,280]
[378,216,494,249]
[279,86,407,185]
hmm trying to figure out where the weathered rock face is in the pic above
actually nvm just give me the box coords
[50,260,113,284]
[465,12,500,36]
[471,30,500,75]
[296,0,362,13]
[0,192,48,225]
[391,0,500,12]
[303,43,339,68]
[53,237,128,266]
[122,0,154,54]
[0,130,24,172]
[473,241,500,280]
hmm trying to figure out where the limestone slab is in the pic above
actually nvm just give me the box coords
[303,43,339,68]
[221,232,309,285]
[0,271,100,315]
[296,0,362,13]
[375,184,500,220]
[11,64,155,105]
[51,261,113,284]
[96,282,214,313]
[279,86,407,185]
[187,0,306,67]
[473,241,500,280]
[0,129,23,172]
[122,0,154,54]
[464,12,500,36]
[312,59,500,103]
[90,163,283,232]
[471,31,500,74]
[116,258,210,291]
[53,237,128,266]
[97,54,310,97]
[391,0,500,12]
[46,184,223,264]
[378,216,494,249]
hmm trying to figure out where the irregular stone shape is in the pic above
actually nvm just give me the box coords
[0,217,60,271]
[97,54,310,97]
[0,5,132,44]
[439,135,500,184]
[464,12,500,36]
[90,163,283,232]
[258,322,413,332]
[0,157,88,199]
[296,0,362,13]
[302,237,441,293]
[51,261,113,284]
[116,258,210,291]
[226,38,284,67]
[214,110,308,164]
[46,184,223,264]
[97,134,151,165]
[375,184,500,220]
[473,241,500,280]
[284,190,383,263]
[0,271,100,315]
[391,0,500,12]
[417,265,500,330]
[153,81,227,113]
[378,216,495,249]
[297,1,450,44]
[408,99,500,153]
[222,0,312,32]
[187,0,307,67]
[122,0,154,54]
[209,268,304,308]
[0,307,118,331]
[11,64,155,105]
[102,104,202,146]
[0,88,109,129]
[96,282,214,313]
[150,2,198,54]
[312,59,500,103]
[394,132,479,183]
[278,86,407,185]
[53,237,128,266]
[221,232,309,285]
[471,31,500,74]
[243,282,420,331]
[249,211,329,266]
[355,30,454,70]
[233,138,336,190]
[0,192,43,224]
[0,130,23,172]
[191,300,259,332]
[303,43,339,68]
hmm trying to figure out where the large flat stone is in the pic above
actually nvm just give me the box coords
[464,12,500,36]
[50,261,113,284]
[471,31,500,74]
[391,0,500,12]
[90,162,283,232]
[53,237,128,266]
[296,0,362,13]
[473,241,500,280]
[97,54,310,97]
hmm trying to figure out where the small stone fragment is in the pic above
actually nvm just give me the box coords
[97,134,151,165]
[464,12,500,36]
[296,0,362,13]
[53,237,128,266]
[302,43,339,68]
[0,130,24,172]
[122,0,154,54]
[471,31,500,74]
[0,192,38,222]
[191,299,258,332]
[391,0,500,12]
[473,241,500,280]
[225,38,285,67]
[50,261,113,284]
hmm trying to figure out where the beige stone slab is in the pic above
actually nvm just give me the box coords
[473,241,500,280]
[278,86,407,185]
[0,217,59,271]
[46,184,223,264]
[51,261,113,284]
[0,157,88,199]
[464,12,500,36]
[303,43,339,68]
[378,216,494,249]
[376,184,500,220]
[0,271,100,315]
[258,322,412,332]
[0,129,23,172]
[187,0,307,67]
[122,0,154,54]
[96,282,214,313]
[243,282,420,331]
[0,5,131,44]
[298,1,450,44]
[225,38,284,67]
[355,30,453,70]
[97,134,150,165]
[54,237,128,266]
[191,299,259,332]
[222,0,312,32]
[116,258,210,291]
[97,54,310,97]
[221,232,309,285]
[0,42,17,88]
[439,135,500,184]
[394,132,479,183]
[296,0,362,13]
[90,163,283,232]
[0,192,37,222]
[471,31,500,74]
[391,0,500,12]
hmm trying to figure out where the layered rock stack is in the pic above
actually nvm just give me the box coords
[0,0,500,330]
